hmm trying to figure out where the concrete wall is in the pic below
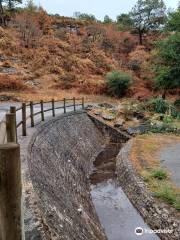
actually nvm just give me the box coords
[28,112,107,240]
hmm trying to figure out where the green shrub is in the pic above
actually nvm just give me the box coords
[143,97,179,118]
[147,98,169,114]
[151,169,168,180]
[106,71,132,97]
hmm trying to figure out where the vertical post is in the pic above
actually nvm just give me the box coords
[22,103,26,136]
[73,97,76,112]
[10,106,17,142]
[0,143,23,240]
[52,99,55,117]
[40,100,44,121]
[64,98,66,114]
[82,97,85,110]
[6,113,16,143]
[30,101,34,127]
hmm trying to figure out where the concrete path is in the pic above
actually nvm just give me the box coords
[160,143,180,188]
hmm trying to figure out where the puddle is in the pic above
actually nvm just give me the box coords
[91,179,159,240]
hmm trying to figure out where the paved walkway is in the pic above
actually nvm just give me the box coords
[160,143,180,188]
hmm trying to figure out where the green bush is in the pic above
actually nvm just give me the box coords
[147,98,169,114]
[106,71,132,97]
[151,169,168,180]
[143,97,179,118]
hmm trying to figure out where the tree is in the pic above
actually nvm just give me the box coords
[74,12,96,22]
[130,0,166,44]
[155,33,180,98]
[6,0,22,11]
[116,13,133,30]
[0,0,22,25]
[167,7,180,32]
[25,0,37,12]
[104,15,113,24]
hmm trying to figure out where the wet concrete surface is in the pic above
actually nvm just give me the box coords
[91,180,160,240]
[160,143,180,188]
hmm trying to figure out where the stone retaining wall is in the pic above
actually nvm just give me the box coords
[28,112,107,240]
[116,139,180,240]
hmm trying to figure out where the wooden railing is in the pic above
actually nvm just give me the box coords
[15,97,85,137]
[0,97,85,240]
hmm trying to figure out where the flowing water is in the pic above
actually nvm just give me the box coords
[91,179,160,240]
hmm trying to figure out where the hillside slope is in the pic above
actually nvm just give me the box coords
[0,13,155,101]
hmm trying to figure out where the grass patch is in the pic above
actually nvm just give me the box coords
[154,184,180,210]
[154,185,176,204]
[151,169,168,180]
[142,169,180,211]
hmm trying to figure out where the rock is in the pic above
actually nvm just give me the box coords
[0,95,20,102]
[102,113,116,121]
[0,66,17,74]
[85,105,93,110]
[98,103,114,109]
[0,55,6,62]
[94,109,102,116]
[127,125,148,135]
[114,118,125,128]
[25,79,40,87]
[133,111,145,120]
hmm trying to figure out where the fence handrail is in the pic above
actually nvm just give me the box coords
[0,97,85,141]
[15,97,84,134]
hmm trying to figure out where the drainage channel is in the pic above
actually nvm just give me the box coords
[90,142,160,240]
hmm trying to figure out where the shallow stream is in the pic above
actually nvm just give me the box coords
[91,179,159,240]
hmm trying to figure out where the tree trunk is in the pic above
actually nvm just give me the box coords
[0,1,5,26]
[138,29,143,45]
[162,89,167,99]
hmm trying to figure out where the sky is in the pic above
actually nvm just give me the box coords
[32,0,179,20]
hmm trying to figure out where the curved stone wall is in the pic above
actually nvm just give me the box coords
[28,112,107,240]
[116,140,180,240]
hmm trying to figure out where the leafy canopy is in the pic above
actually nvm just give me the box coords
[116,13,133,30]
[167,7,180,32]
[155,33,180,91]
[130,0,166,44]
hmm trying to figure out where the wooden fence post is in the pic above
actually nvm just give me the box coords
[52,99,55,117]
[22,103,26,136]
[40,100,44,121]
[64,98,66,114]
[10,106,17,142]
[0,143,23,240]
[82,97,85,110]
[30,101,34,127]
[6,113,16,143]
[73,97,76,112]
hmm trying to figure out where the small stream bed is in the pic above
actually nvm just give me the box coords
[91,179,159,240]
